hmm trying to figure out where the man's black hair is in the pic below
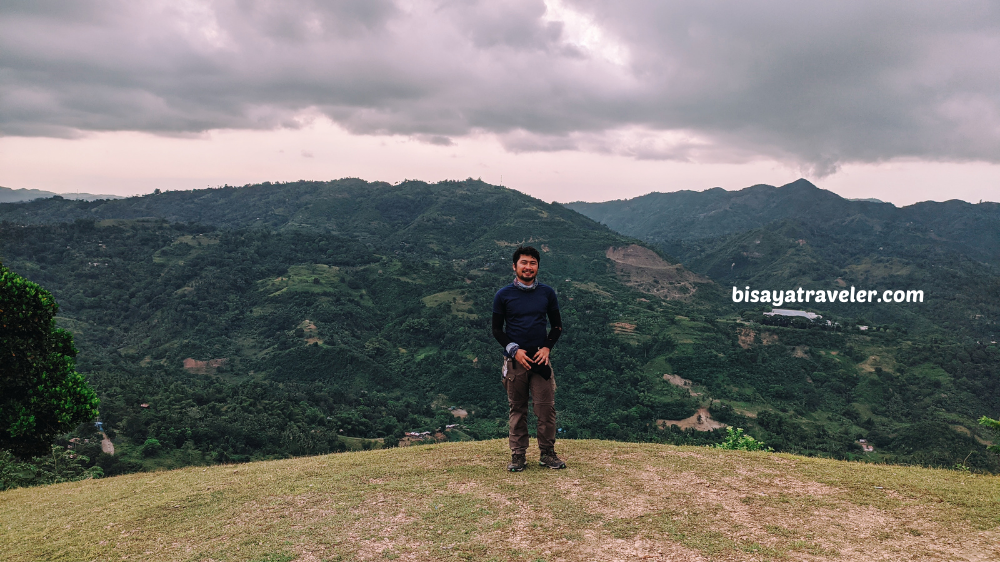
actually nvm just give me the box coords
[512,246,541,264]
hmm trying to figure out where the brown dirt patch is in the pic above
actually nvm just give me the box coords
[182,357,227,374]
[859,353,899,374]
[859,355,881,372]
[737,327,778,348]
[100,432,114,455]
[792,345,810,358]
[760,332,779,345]
[610,322,637,334]
[658,450,707,459]
[663,374,701,396]
[657,408,726,431]
[663,374,693,389]
[299,320,323,344]
[605,245,708,300]
[451,409,468,419]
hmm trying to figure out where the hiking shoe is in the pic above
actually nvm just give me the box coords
[539,449,566,469]
[508,453,526,472]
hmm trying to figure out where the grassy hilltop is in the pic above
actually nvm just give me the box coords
[2,440,999,562]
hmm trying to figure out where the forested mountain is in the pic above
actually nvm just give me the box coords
[565,179,1000,268]
[567,181,1000,340]
[1,178,998,484]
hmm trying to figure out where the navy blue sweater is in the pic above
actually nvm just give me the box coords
[492,282,562,357]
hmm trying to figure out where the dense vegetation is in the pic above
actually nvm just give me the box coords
[566,179,1000,340]
[0,263,99,458]
[1,178,997,487]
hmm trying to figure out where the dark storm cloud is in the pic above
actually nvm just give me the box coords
[2,0,999,174]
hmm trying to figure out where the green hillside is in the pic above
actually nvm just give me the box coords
[673,220,1000,338]
[565,179,1000,340]
[0,180,721,480]
[1,179,998,485]
[2,440,999,562]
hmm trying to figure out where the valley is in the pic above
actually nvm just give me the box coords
[1,178,998,487]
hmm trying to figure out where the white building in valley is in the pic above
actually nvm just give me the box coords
[764,309,822,320]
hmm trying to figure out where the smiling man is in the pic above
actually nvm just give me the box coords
[492,246,565,472]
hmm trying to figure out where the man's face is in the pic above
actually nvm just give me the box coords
[513,255,538,283]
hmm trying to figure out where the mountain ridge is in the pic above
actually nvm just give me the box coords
[563,179,1000,267]
[0,185,122,203]
[565,179,1000,340]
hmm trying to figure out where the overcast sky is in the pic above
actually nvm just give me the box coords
[2,0,999,205]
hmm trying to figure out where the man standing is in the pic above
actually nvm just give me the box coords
[492,246,565,471]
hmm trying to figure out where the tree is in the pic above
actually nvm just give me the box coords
[0,263,99,458]
[978,416,1000,455]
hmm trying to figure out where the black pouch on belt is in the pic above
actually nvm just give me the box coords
[520,346,552,379]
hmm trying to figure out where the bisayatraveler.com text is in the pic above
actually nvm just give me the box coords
[732,286,924,306]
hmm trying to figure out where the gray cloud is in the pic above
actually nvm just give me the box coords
[2,0,999,174]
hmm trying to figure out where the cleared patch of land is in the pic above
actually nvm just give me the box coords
[182,357,228,375]
[421,289,477,319]
[662,374,692,389]
[657,408,725,431]
[663,373,702,397]
[264,264,347,297]
[606,245,708,300]
[100,432,115,455]
[152,234,220,265]
[737,327,779,349]
[2,440,998,561]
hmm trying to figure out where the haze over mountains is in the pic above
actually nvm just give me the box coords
[0,185,122,203]
[1,178,997,480]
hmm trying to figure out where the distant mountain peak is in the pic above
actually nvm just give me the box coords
[778,178,819,190]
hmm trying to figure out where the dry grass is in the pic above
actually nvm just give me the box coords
[2,440,999,562]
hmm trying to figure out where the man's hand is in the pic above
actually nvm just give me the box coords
[513,348,533,370]
[533,347,551,366]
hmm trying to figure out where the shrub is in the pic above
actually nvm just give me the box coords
[141,438,163,457]
[714,427,772,452]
